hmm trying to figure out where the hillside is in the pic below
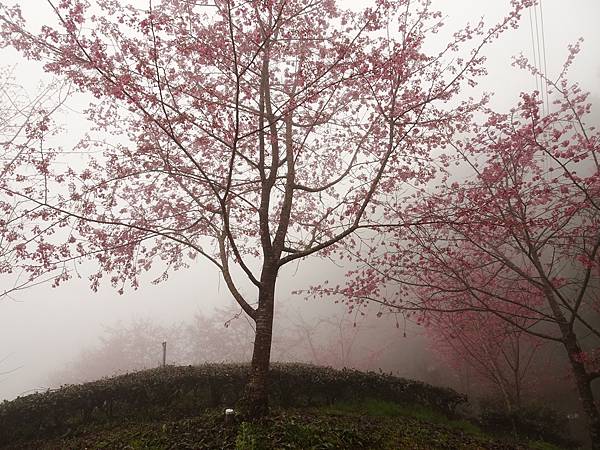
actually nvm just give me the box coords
[0,364,566,449]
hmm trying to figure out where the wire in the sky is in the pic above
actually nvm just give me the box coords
[533,3,545,115]
[539,0,550,114]
[528,8,540,98]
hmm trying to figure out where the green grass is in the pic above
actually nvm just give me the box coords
[235,422,268,450]
[7,404,563,450]
[321,397,486,437]
[232,408,512,450]
[235,418,370,450]
[527,441,565,450]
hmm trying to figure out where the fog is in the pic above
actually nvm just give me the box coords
[0,0,599,421]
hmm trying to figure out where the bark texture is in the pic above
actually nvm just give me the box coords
[238,275,276,419]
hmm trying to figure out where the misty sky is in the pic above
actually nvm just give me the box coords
[1,0,599,401]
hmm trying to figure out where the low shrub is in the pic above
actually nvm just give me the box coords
[478,401,578,448]
[0,363,466,445]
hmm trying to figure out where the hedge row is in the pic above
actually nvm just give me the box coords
[0,363,466,445]
[479,403,578,448]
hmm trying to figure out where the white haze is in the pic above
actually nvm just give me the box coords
[0,0,599,401]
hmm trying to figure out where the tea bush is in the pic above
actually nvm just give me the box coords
[0,362,466,445]
[479,401,577,448]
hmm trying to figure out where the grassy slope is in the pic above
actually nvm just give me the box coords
[0,364,563,450]
[8,405,547,450]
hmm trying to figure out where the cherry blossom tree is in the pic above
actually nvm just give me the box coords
[426,306,546,412]
[0,66,70,299]
[331,45,600,444]
[279,310,400,369]
[0,0,531,416]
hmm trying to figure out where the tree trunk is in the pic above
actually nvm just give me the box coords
[563,333,600,449]
[238,275,276,419]
[537,278,600,448]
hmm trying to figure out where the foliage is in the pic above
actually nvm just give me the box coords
[478,401,578,449]
[0,363,467,445]
[323,398,485,437]
[6,410,528,450]
[0,0,516,295]
[0,66,70,298]
[322,41,600,445]
[4,403,534,450]
[527,442,565,450]
[425,310,547,411]
[0,0,532,415]
[236,422,268,450]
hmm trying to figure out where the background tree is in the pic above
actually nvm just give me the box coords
[426,306,546,412]
[51,318,189,385]
[329,45,600,446]
[50,305,399,387]
[0,0,529,416]
[280,310,398,369]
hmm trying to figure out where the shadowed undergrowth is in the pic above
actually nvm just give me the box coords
[0,363,567,449]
